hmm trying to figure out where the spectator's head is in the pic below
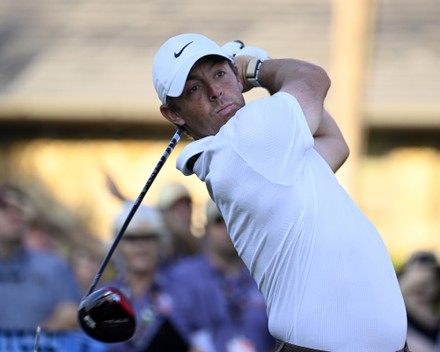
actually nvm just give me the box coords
[113,202,166,275]
[69,236,108,295]
[398,251,440,306]
[0,184,34,255]
[158,182,192,210]
[158,182,192,230]
[204,200,237,261]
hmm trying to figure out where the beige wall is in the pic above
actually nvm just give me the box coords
[359,147,440,263]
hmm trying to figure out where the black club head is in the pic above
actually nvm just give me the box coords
[78,286,136,343]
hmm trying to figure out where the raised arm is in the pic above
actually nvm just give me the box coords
[235,55,348,172]
[235,56,330,134]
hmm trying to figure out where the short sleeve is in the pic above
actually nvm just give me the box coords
[225,92,314,184]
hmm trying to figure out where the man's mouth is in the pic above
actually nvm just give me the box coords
[217,103,235,117]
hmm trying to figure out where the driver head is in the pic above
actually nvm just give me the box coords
[78,286,135,343]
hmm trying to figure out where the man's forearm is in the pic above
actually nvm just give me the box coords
[41,302,79,331]
[235,56,330,96]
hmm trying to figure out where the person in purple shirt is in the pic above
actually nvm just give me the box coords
[105,201,192,352]
[167,200,276,352]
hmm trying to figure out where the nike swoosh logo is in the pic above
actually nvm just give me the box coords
[174,41,193,58]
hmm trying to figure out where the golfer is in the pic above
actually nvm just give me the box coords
[152,33,409,352]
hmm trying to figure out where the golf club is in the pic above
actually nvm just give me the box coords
[78,127,183,343]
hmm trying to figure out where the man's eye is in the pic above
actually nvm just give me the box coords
[216,70,226,78]
[188,85,199,94]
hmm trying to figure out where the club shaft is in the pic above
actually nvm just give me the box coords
[85,128,183,297]
[33,326,41,352]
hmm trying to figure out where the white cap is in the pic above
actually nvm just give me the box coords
[112,202,164,238]
[157,182,191,210]
[152,33,232,104]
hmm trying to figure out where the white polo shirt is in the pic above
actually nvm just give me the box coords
[176,92,407,351]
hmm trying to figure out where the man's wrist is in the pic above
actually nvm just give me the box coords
[234,55,255,93]
[245,58,263,87]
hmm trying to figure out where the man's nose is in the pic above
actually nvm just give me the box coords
[208,83,223,100]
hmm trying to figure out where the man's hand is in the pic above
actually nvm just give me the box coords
[221,40,244,58]
[234,55,255,93]
[221,41,270,93]
[40,302,79,331]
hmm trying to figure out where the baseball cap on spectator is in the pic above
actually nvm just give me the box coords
[157,183,191,211]
[0,184,35,221]
[153,33,232,104]
[112,202,165,238]
[0,185,24,208]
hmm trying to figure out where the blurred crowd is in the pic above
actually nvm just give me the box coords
[0,181,275,352]
[1,180,440,352]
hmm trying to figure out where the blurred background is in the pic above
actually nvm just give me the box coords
[0,0,439,265]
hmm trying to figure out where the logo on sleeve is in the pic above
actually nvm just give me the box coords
[174,41,193,58]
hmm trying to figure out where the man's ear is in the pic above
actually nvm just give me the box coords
[160,105,185,126]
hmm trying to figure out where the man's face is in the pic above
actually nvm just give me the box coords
[206,217,237,260]
[118,235,160,275]
[399,264,440,305]
[165,197,192,230]
[0,192,28,245]
[161,57,246,140]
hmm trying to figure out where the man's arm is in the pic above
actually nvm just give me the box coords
[235,55,348,172]
[313,109,349,172]
[235,56,330,135]
[41,302,79,331]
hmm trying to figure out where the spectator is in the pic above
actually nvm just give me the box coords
[24,214,56,253]
[0,183,80,331]
[105,201,189,352]
[69,241,109,297]
[157,182,201,268]
[398,251,440,352]
[167,200,276,352]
